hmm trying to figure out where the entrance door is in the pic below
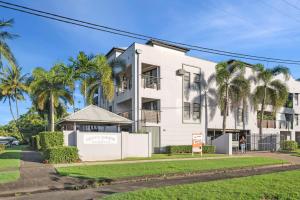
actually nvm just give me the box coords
[296,132,300,145]
[142,126,160,153]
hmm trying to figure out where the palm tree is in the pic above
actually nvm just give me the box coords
[29,64,74,131]
[0,65,28,120]
[69,52,94,106]
[0,19,18,69]
[215,61,247,134]
[87,55,126,103]
[252,64,289,136]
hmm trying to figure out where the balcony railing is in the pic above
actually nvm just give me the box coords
[141,110,161,123]
[257,119,293,129]
[278,120,293,129]
[141,75,160,90]
[118,112,132,120]
[257,120,276,128]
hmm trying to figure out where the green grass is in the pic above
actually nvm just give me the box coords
[0,171,20,184]
[123,153,224,161]
[57,157,286,180]
[104,169,300,200]
[0,145,25,183]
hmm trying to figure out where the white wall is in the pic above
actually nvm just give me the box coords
[212,133,232,155]
[73,131,151,161]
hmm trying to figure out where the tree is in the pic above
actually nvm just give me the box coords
[29,64,74,131]
[86,55,114,105]
[0,65,28,121]
[215,61,247,134]
[252,64,289,136]
[0,19,18,69]
[69,52,94,106]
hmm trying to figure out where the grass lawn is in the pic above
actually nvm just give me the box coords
[103,169,300,200]
[123,153,225,161]
[57,157,286,180]
[0,145,25,183]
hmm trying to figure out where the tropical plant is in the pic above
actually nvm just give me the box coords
[69,52,94,106]
[0,65,28,120]
[215,61,247,134]
[86,55,114,104]
[0,19,18,69]
[252,64,289,136]
[29,64,74,131]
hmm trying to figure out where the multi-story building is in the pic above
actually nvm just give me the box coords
[97,39,300,152]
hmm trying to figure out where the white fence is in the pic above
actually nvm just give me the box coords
[63,131,152,161]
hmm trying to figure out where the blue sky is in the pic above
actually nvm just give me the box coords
[1,0,300,124]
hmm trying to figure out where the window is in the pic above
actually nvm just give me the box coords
[285,93,293,108]
[184,72,190,89]
[193,74,201,90]
[184,102,190,120]
[193,103,200,119]
[295,114,299,126]
[295,93,299,106]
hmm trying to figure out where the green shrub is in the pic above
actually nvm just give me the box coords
[281,141,298,152]
[31,135,41,150]
[39,131,64,150]
[0,144,5,153]
[203,145,216,153]
[166,145,216,154]
[44,146,79,164]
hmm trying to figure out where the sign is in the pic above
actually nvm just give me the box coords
[83,134,118,144]
[192,133,203,155]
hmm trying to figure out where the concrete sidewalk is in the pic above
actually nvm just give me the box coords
[0,150,88,197]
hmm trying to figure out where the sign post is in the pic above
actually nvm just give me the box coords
[192,133,203,156]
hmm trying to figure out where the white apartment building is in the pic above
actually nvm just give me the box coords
[97,39,300,152]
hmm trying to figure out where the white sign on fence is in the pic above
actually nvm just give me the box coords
[83,134,118,144]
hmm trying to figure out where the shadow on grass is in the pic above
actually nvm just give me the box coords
[59,171,113,182]
[0,151,20,159]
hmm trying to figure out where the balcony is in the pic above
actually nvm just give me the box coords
[141,75,160,90]
[118,112,132,120]
[257,120,276,128]
[278,120,293,130]
[141,110,161,123]
[116,78,132,95]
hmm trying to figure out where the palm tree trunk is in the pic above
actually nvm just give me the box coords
[8,97,16,121]
[15,97,19,119]
[222,86,228,134]
[50,93,55,132]
[259,86,267,136]
[242,98,246,131]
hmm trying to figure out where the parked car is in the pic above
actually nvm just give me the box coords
[0,137,19,146]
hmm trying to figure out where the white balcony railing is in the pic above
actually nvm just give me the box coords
[141,75,160,90]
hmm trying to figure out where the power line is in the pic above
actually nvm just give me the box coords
[1,1,300,65]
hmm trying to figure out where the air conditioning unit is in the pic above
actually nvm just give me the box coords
[176,69,186,76]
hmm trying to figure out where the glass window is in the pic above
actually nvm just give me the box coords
[193,74,201,90]
[295,93,299,106]
[295,114,299,126]
[193,103,200,119]
[184,72,190,89]
[184,102,190,120]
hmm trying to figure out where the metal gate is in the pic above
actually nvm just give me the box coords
[246,134,286,151]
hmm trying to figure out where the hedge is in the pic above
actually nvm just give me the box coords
[281,141,298,152]
[31,135,41,151]
[0,144,5,153]
[166,145,216,154]
[39,131,64,150]
[44,146,79,164]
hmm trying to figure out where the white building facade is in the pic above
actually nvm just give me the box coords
[97,40,300,152]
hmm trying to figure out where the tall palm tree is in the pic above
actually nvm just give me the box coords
[252,64,289,136]
[69,52,94,106]
[87,55,126,103]
[30,64,74,131]
[0,19,18,69]
[0,65,28,120]
[215,61,247,134]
